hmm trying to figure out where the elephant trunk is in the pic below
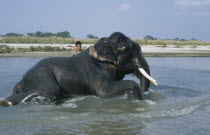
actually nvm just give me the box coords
[132,52,157,92]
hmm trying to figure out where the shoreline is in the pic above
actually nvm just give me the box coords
[0,44,210,57]
[1,51,210,58]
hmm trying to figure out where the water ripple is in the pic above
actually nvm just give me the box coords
[132,104,201,118]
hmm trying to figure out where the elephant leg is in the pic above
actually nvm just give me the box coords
[97,80,143,100]
[1,85,62,107]
[38,86,63,102]
[3,91,36,106]
[0,91,37,107]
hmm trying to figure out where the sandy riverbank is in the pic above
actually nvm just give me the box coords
[141,45,210,57]
[0,44,210,57]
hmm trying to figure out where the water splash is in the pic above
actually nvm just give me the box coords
[132,99,157,105]
[21,93,51,104]
[62,96,86,108]
[132,104,201,118]
[52,112,91,121]
[144,100,157,105]
[119,93,129,99]
[62,103,78,108]
[52,116,69,121]
[145,89,155,95]
[21,93,38,103]
[132,95,209,118]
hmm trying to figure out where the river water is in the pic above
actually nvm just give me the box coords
[0,57,210,135]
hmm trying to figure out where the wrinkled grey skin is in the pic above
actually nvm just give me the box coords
[0,32,151,106]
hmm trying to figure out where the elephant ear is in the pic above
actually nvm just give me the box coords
[89,38,117,65]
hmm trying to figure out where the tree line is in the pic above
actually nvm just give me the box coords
[0,32,199,41]
[1,31,71,38]
[27,31,71,38]
[0,31,99,39]
[143,35,198,41]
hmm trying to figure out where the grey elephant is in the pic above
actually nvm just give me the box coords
[0,32,157,107]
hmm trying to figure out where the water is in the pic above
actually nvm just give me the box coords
[0,57,210,135]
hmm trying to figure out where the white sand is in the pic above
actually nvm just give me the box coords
[0,44,210,57]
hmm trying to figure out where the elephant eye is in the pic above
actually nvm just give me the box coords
[124,47,129,52]
[105,51,111,54]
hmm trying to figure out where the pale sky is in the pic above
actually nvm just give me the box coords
[0,0,210,41]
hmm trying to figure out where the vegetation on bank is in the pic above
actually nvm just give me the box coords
[0,36,98,44]
[1,31,209,45]
[0,45,13,53]
[1,31,99,39]
[0,45,70,53]
[134,39,210,46]
[4,31,71,38]
[0,36,210,46]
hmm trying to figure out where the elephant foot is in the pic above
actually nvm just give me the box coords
[136,107,147,112]
[0,100,12,107]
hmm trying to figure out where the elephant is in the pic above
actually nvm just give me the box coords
[0,32,157,107]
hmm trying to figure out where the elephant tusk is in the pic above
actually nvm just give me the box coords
[139,68,158,86]
[8,101,12,106]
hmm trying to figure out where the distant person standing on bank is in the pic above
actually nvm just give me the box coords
[73,41,82,55]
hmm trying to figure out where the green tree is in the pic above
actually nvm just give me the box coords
[6,33,23,37]
[179,38,187,41]
[57,31,71,38]
[35,31,44,37]
[87,34,98,39]
[174,37,179,41]
[27,33,36,37]
[143,35,156,40]
[191,38,198,41]
[43,32,55,37]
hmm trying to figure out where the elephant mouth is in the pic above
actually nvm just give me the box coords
[139,68,158,86]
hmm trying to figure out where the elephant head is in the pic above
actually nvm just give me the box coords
[89,32,157,92]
